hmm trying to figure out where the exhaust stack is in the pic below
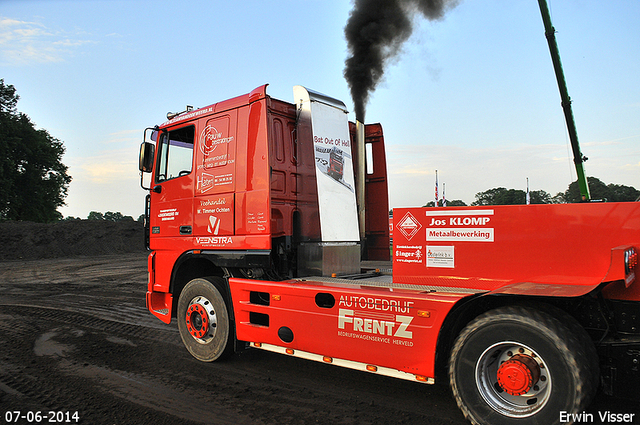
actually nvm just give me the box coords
[356,120,366,241]
[293,86,361,276]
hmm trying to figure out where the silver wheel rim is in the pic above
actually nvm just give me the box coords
[475,341,552,418]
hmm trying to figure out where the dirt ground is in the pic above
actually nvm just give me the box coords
[0,220,145,261]
[0,221,638,424]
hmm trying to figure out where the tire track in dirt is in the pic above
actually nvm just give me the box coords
[0,304,179,344]
[0,255,470,424]
[0,302,468,424]
[0,306,255,424]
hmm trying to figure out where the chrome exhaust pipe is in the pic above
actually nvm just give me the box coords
[356,120,366,240]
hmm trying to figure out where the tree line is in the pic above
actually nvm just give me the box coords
[1,80,144,224]
[62,211,141,222]
[424,177,639,207]
[0,79,71,222]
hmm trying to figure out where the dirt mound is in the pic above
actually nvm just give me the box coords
[0,220,146,260]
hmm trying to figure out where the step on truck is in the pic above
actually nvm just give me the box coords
[139,85,640,425]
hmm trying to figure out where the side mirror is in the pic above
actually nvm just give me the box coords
[139,142,155,173]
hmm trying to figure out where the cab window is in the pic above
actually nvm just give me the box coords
[156,126,194,182]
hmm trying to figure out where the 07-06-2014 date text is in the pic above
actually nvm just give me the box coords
[4,411,79,423]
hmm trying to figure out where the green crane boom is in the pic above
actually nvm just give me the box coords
[537,0,591,201]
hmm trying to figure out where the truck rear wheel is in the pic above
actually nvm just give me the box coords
[177,277,233,362]
[448,305,597,425]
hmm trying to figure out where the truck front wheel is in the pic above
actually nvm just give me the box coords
[448,305,597,425]
[177,277,233,362]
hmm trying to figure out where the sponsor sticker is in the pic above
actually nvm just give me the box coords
[427,228,494,242]
[397,212,422,241]
[426,246,454,268]
[200,125,234,154]
[158,208,178,221]
[207,216,221,235]
[195,236,233,246]
[395,245,423,264]
[197,172,233,193]
[336,296,416,347]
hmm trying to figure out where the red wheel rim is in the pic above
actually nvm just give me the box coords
[496,354,541,396]
[186,303,209,339]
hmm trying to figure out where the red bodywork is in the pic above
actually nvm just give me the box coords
[392,203,640,300]
[226,202,639,382]
[143,85,639,387]
[228,277,469,380]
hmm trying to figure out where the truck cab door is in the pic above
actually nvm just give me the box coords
[193,112,237,240]
[149,125,195,250]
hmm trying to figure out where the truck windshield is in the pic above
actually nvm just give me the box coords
[156,126,194,182]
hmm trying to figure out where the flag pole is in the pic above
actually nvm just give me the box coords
[443,182,447,207]
[435,170,439,207]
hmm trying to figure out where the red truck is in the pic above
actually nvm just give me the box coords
[139,85,640,425]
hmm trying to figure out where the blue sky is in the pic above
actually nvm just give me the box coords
[1,0,638,218]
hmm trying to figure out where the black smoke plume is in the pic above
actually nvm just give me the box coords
[344,0,459,121]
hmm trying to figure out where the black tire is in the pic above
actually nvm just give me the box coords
[177,277,233,362]
[448,305,598,425]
